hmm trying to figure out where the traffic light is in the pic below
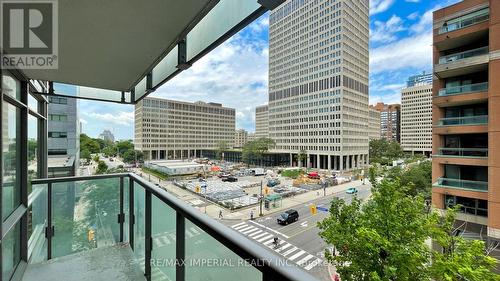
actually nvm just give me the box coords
[310,204,317,215]
[88,229,95,242]
[264,187,269,195]
[195,185,201,193]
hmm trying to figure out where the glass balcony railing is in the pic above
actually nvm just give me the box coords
[29,173,318,281]
[437,115,488,126]
[434,177,488,192]
[438,82,488,96]
[438,46,489,64]
[438,9,489,34]
[437,147,488,158]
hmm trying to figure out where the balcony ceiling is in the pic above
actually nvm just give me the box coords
[20,0,217,92]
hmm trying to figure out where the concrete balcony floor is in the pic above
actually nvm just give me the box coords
[22,243,145,281]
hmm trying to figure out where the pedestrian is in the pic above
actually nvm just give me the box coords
[250,210,254,220]
[219,210,223,219]
[334,273,340,281]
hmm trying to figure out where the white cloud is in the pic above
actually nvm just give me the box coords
[80,118,88,124]
[370,15,405,43]
[407,11,419,20]
[370,31,432,74]
[405,0,420,3]
[370,0,395,15]
[153,30,269,131]
[83,111,134,126]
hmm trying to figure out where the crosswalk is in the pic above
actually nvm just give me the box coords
[152,227,201,248]
[231,222,323,271]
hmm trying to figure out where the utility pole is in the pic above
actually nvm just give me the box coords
[259,180,263,217]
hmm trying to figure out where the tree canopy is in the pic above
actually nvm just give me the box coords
[242,137,276,165]
[369,139,403,165]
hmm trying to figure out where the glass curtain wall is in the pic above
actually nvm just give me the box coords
[1,69,48,280]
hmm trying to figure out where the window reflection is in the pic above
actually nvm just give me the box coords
[2,103,21,221]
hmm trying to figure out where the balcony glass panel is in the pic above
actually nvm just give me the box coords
[152,45,178,88]
[439,8,489,34]
[51,178,120,258]
[28,184,48,263]
[151,196,176,280]
[438,46,489,64]
[435,177,488,191]
[133,183,146,271]
[3,102,21,221]
[185,219,262,281]
[438,147,488,157]
[438,82,488,96]
[2,222,21,280]
[53,83,130,103]
[123,179,129,243]
[437,115,488,126]
[186,0,261,61]
[133,76,148,103]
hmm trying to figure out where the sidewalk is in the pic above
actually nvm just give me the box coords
[136,168,367,221]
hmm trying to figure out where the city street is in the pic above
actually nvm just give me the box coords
[228,183,372,281]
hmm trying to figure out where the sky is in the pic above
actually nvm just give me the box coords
[78,0,461,140]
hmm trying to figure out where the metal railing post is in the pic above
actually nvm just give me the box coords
[129,176,135,249]
[46,182,53,259]
[176,212,185,281]
[145,191,152,281]
[119,176,124,242]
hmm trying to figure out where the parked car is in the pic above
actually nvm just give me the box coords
[277,209,299,225]
[307,171,320,179]
[267,178,281,187]
[222,176,238,182]
[346,187,358,194]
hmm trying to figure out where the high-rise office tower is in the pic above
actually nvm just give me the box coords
[401,81,433,156]
[47,95,80,177]
[432,0,498,240]
[373,102,401,143]
[406,71,433,88]
[368,105,381,140]
[268,0,369,171]
[255,105,269,138]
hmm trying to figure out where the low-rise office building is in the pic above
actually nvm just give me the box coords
[255,105,269,138]
[234,129,248,148]
[135,97,235,160]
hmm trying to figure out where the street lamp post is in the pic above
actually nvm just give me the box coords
[259,180,263,217]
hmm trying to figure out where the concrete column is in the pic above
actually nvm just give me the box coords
[328,155,332,170]
[290,153,293,167]
[307,154,311,168]
[317,154,321,169]
[333,156,337,171]
[340,156,344,171]
[173,150,177,159]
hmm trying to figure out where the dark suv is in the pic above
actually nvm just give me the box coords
[277,209,299,225]
[222,176,238,182]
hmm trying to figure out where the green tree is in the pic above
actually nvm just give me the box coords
[369,139,403,165]
[81,149,92,164]
[116,140,134,156]
[298,149,307,167]
[216,140,229,161]
[430,208,500,281]
[241,138,276,166]
[96,161,108,174]
[318,179,434,281]
[122,150,143,164]
[400,161,432,199]
[80,134,100,154]
[102,145,117,157]
[92,155,100,163]
[368,165,377,186]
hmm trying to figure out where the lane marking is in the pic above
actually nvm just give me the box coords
[242,227,260,235]
[275,243,292,253]
[289,250,306,261]
[282,247,298,257]
[300,221,308,227]
[304,258,322,271]
[263,238,276,246]
[231,222,246,228]
[248,230,263,237]
[296,254,314,266]
[237,226,254,232]
[233,224,249,230]
[252,232,269,240]
[249,220,290,239]
[257,234,274,243]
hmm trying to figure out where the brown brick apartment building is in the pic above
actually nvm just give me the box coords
[373,102,401,142]
[432,0,500,241]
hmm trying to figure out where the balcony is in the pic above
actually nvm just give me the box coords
[433,177,488,192]
[435,47,489,78]
[437,115,488,126]
[24,173,317,281]
[438,9,489,34]
[437,147,488,158]
[438,82,488,96]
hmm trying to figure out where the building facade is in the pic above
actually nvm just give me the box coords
[99,129,115,142]
[234,129,248,148]
[368,105,381,140]
[406,71,433,88]
[255,105,269,138]
[401,83,433,156]
[268,0,369,171]
[373,102,401,142]
[47,95,80,177]
[134,97,235,160]
[432,0,499,241]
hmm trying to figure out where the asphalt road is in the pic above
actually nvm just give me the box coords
[229,183,372,281]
